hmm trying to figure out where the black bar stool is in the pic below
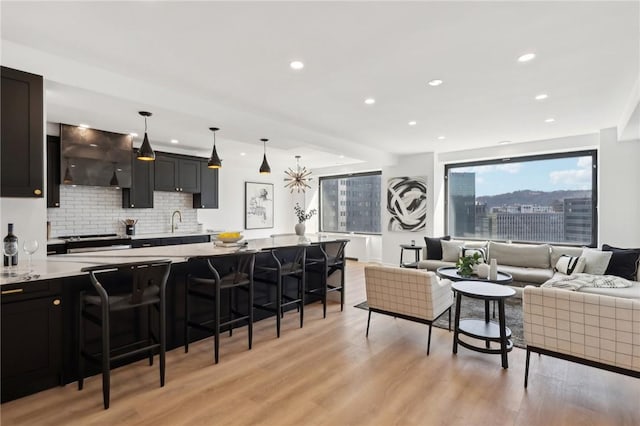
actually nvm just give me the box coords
[184,251,256,363]
[78,259,172,410]
[253,246,306,337]
[305,240,348,317]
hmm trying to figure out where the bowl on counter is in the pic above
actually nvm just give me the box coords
[216,232,243,243]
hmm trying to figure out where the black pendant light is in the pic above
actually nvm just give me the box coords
[63,157,73,184]
[259,138,271,174]
[137,111,155,161]
[207,127,222,169]
[110,162,119,187]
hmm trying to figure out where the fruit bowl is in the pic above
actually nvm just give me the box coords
[217,232,243,243]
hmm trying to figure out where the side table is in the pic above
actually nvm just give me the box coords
[451,281,516,369]
[399,244,424,268]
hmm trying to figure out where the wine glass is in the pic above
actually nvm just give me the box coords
[3,242,18,276]
[23,240,39,275]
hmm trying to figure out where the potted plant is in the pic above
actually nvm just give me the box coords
[293,203,317,235]
[455,252,482,277]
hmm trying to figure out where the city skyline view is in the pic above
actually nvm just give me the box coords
[455,155,593,196]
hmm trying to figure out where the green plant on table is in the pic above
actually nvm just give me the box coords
[455,252,482,277]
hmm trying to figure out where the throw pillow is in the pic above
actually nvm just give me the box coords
[602,244,640,281]
[555,254,586,275]
[424,235,451,260]
[441,240,464,262]
[462,247,487,263]
[581,248,613,275]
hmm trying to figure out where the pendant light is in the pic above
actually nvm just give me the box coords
[259,138,271,174]
[63,157,73,184]
[137,111,155,161]
[207,127,222,169]
[110,162,119,187]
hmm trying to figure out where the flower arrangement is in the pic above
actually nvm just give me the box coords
[455,252,482,277]
[294,203,317,223]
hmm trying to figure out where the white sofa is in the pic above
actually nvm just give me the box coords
[523,286,640,386]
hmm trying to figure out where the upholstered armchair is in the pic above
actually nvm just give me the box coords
[364,265,453,354]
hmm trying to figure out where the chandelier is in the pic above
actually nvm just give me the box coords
[284,155,312,193]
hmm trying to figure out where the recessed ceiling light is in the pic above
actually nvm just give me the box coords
[79,123,90,129]
[499,141,511,145]
[517,53,536,62]
[428,79,443,87]
[116,168,123,172]
[240,152,246,156]
[535,94,548,100]
[545,118,555,123]
[170,139,179,144]
[339,155,345,159]
[408,121,417,126]
[364,98,376,105]
[129,132,138,137]
[289,60,304,70]
[437,136,446,140]
[89,143,98,147]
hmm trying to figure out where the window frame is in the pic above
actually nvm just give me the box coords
[318,170,382,235]
[444,150,598,247]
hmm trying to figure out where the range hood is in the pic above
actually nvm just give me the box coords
[60,124,132,188]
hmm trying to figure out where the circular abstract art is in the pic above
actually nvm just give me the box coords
[387,176,427,231]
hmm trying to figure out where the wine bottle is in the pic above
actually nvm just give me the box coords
[3,223,18,267]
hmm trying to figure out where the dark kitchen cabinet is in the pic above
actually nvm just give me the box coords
[132,234,210,248]
[123,149,155,208]
[1,66,44,198]
[193,160,219,209]
[47,135,61,207]
[1,279,63,402]
[154,153,200,193]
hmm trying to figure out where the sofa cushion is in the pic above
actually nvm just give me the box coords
[581,247,613,275]
[462,247,486,263]
[488,241,551,269]
[441,240,463,262]
[497,264,554,284]
[550,245,584,267]
[555,254,586,275]
[602,244,640,281]
[417,259,455,270]
[424,235,451,260]
[548,271,640,299]
[463,240,488,250]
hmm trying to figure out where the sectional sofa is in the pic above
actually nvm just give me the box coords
[417,240,640,299]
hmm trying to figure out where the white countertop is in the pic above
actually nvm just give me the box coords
[3,235,348,286]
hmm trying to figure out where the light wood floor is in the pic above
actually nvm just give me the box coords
[1,261,638,425]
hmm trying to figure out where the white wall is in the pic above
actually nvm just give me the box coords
[598,128,640,246]
[197,165,299,239]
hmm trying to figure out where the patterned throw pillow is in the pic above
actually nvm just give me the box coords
[555,254,585,275]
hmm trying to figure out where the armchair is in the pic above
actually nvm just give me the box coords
[364,265,453,354]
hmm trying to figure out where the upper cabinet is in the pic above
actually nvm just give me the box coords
[122,149,154,208]
[193,160,219,209]
[46,135,60,208]
[1,67,44,198]
[154,153,200,193]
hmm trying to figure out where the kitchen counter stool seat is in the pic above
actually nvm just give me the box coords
[185,252,256,363]
[305,240,348,318]
[78,259,172,410]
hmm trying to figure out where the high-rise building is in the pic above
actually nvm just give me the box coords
[321,175,381,233]
[564,197,592,245]
[448,172,475,237]
[490,212,564,242]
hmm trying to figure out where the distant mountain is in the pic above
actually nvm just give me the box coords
[476,190,591,209]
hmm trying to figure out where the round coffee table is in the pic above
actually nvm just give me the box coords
[436,266,513,284]
[451,281,516,369]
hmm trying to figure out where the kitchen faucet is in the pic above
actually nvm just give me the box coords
[171,210,182,233]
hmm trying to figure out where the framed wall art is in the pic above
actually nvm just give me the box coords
[387,176,427,231]
[245,182,274,229]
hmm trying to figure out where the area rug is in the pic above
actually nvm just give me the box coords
[354,296,524,348]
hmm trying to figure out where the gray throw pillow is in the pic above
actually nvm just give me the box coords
[581,248,613,275]
[441,240,463,262]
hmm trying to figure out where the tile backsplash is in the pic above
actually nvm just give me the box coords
[47,186,199,237]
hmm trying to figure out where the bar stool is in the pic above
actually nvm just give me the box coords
[253,246,306,337]
[305,240,348,317]
[78,259,172,410]
[184,251,256,363]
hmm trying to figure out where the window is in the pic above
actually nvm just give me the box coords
[319,172,381,234]
[445,150,597,246]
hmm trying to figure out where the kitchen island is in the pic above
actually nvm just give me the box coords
[0,235,348,402]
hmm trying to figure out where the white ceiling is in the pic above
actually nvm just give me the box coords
[1,1,638,168]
